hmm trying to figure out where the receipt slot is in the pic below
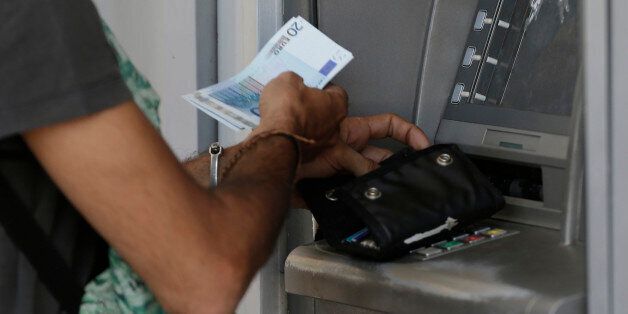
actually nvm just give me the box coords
[283,0,586,313]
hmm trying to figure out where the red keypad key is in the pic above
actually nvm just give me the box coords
[461,234,485,244]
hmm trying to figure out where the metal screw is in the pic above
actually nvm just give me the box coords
[364,187,382,200]
[325,189,338,202]
[436,153,453,166]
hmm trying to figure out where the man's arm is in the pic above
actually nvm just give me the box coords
[23,72,347,313]
[23,101,298,312]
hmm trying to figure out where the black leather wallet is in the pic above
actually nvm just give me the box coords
[297,144,505,260]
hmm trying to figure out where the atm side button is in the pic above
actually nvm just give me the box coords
[412,246,443,257]
[482,228,507,238]
[453,233,470,241]
[471,226,491,235]
[436,240,464,251]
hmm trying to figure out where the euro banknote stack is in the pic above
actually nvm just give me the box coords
[182,16,354,131]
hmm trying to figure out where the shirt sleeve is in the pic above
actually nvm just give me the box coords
[0,0,133,138]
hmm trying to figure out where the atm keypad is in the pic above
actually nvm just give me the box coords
[410,226,518,260]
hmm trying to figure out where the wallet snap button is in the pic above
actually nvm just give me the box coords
[364,187,382,200]
[325,189,339,201]
[436,153,453,166]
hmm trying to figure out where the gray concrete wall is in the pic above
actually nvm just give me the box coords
[93,0,200,159]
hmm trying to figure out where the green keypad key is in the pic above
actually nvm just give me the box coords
[436,240,464,251]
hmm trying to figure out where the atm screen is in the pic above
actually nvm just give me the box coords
[445,0,579,134]
[480,0,579,117]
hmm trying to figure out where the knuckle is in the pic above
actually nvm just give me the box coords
[279,71,303,83]
[277,71,293,78]
[385,113,401,121]
[338,87,349,101]
[386,113,411,127]
[331,84,348,95]
[328,86,349,102]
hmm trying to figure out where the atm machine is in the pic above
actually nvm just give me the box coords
[282,0,586,313]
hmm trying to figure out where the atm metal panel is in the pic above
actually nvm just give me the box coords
[317,0,433,120]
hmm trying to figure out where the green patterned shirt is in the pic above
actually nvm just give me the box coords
[80,23,165,314]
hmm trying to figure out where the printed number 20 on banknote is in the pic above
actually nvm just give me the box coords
[183,16,354,131]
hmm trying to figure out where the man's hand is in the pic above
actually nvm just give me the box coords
[253,72,348,161]
[184,72,348,187]
[298,113,430,179]
[255,73,427,178]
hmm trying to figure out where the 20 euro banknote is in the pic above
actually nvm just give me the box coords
[182,16,354,131]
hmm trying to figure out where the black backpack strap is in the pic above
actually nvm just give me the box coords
[0,175,83,313]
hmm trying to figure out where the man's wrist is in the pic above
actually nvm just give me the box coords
[219,131,300,183]
[255,117,302,137]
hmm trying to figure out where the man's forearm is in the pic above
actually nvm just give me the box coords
[208,136,297,269]
[23,102,298,313]
[174,135,299,312]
